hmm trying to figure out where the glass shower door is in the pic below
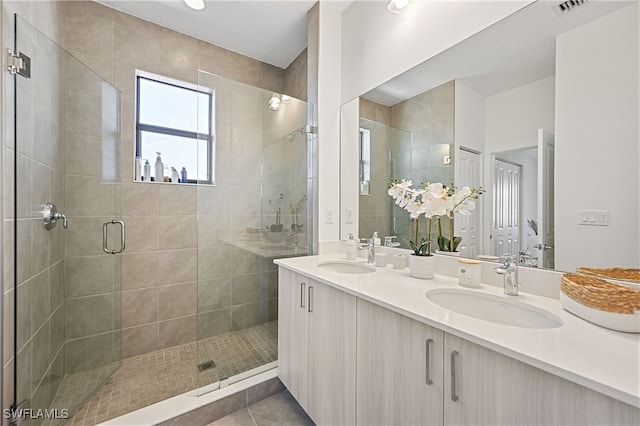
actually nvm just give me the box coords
[11,16,122,423]
[195,70,309,394]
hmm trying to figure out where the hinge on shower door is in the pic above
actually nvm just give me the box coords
[7,49,30,78]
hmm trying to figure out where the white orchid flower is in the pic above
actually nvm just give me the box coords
[406,200,423,218]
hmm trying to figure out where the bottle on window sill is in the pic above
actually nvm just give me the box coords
[155,152,164,182]
[143,159,151,181]
[181,167,187,183]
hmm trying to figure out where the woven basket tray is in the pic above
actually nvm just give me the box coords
[561,273,640,314]
[575,267,640,283]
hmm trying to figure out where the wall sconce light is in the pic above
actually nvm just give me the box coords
[185,0,205,10]
[269,94,281,110]
[387,0,409,13]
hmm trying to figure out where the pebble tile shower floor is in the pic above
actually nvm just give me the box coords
[46,321,278,425]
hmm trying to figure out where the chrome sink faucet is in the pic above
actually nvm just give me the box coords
[358,234,376,264]
[494,254,519,296]
[365,237,376,264]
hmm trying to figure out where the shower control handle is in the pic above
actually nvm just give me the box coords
[42,202,68,230]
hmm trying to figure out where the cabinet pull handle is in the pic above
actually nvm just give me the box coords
[308,286,314,313]
[451,350,460,402]
[300,282,306,308]
[425,339,434,385]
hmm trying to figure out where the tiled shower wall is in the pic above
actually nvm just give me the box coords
[359,99,393,240]
[1,0,308,416]
[357,82,454,246]
[57,1,308,360]
[1,0,66,418]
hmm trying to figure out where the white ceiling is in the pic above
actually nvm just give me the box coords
[96,0,317,68]
[364,0,635,106]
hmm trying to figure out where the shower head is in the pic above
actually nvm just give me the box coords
[286,125,317,142]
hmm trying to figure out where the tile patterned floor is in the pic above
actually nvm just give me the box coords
[46,321,277,426]
[208,391,314,426]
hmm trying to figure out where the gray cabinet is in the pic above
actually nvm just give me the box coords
[356,298,444,425]
[279,267,639,425]
[443,333,640,425]
[278,267,356,425]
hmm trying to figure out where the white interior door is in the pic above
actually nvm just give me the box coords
[537,129,555,269]
[456,147,482,258]
[492,159,521,257]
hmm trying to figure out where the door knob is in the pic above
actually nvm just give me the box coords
[533,243,553,251]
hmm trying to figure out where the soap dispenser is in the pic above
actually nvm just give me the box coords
[155,152,164,182]
[346,233,357,260]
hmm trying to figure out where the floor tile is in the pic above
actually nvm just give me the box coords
[46,321,277,425]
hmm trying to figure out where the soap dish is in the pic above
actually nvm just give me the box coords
[560,273,640,333]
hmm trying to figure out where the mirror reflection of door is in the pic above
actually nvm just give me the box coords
[456,147,482,258]
[492,158,521,258]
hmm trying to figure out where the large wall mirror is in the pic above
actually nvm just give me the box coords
[340,0,639,274]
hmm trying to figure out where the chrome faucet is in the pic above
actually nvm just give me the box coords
[358,235,377,264]
[365,237,376,264]
[494,254,519,296]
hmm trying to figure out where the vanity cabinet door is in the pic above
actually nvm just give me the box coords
[307,278,357,425]
[278,268,309,410]
[356,299,444,425]
[278,267,357,425]
[443,333,640,425]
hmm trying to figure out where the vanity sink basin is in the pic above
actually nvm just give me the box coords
[317,260,376,274]
[426,288,563,329]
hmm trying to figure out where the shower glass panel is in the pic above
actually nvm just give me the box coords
[358,117,413,247]
[196,71,309,393]
[12,16,122,422]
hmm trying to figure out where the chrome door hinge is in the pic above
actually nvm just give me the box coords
[7,49,30,78]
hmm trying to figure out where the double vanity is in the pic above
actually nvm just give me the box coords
[276,254,640,425]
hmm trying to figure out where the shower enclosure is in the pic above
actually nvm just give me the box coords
[9,15,123,422]
[8,16,311,425]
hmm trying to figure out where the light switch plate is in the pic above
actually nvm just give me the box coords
[578,210,609,226]
[345,208,353,224]
[325,208,334,224]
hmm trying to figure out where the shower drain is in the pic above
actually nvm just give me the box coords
[197,360,216,372]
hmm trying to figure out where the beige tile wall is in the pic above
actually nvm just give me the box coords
[357,82,455,246]
[1,0,66,418]
[58,1,307,360]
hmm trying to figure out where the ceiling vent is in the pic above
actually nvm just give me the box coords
[554,0,590,16]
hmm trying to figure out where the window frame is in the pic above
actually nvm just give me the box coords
[135,72,214,184]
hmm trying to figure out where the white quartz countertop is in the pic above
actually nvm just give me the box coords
[275,254,640,408]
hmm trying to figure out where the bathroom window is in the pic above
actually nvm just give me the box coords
[135,71,214,184]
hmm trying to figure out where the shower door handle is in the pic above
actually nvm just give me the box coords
[103,220,126,254]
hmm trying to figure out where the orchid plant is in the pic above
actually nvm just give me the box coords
[388,179,484,255]
[437,184,484,252]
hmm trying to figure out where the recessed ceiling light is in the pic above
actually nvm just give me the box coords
[388,0,409,13]
[185,0,205,11]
